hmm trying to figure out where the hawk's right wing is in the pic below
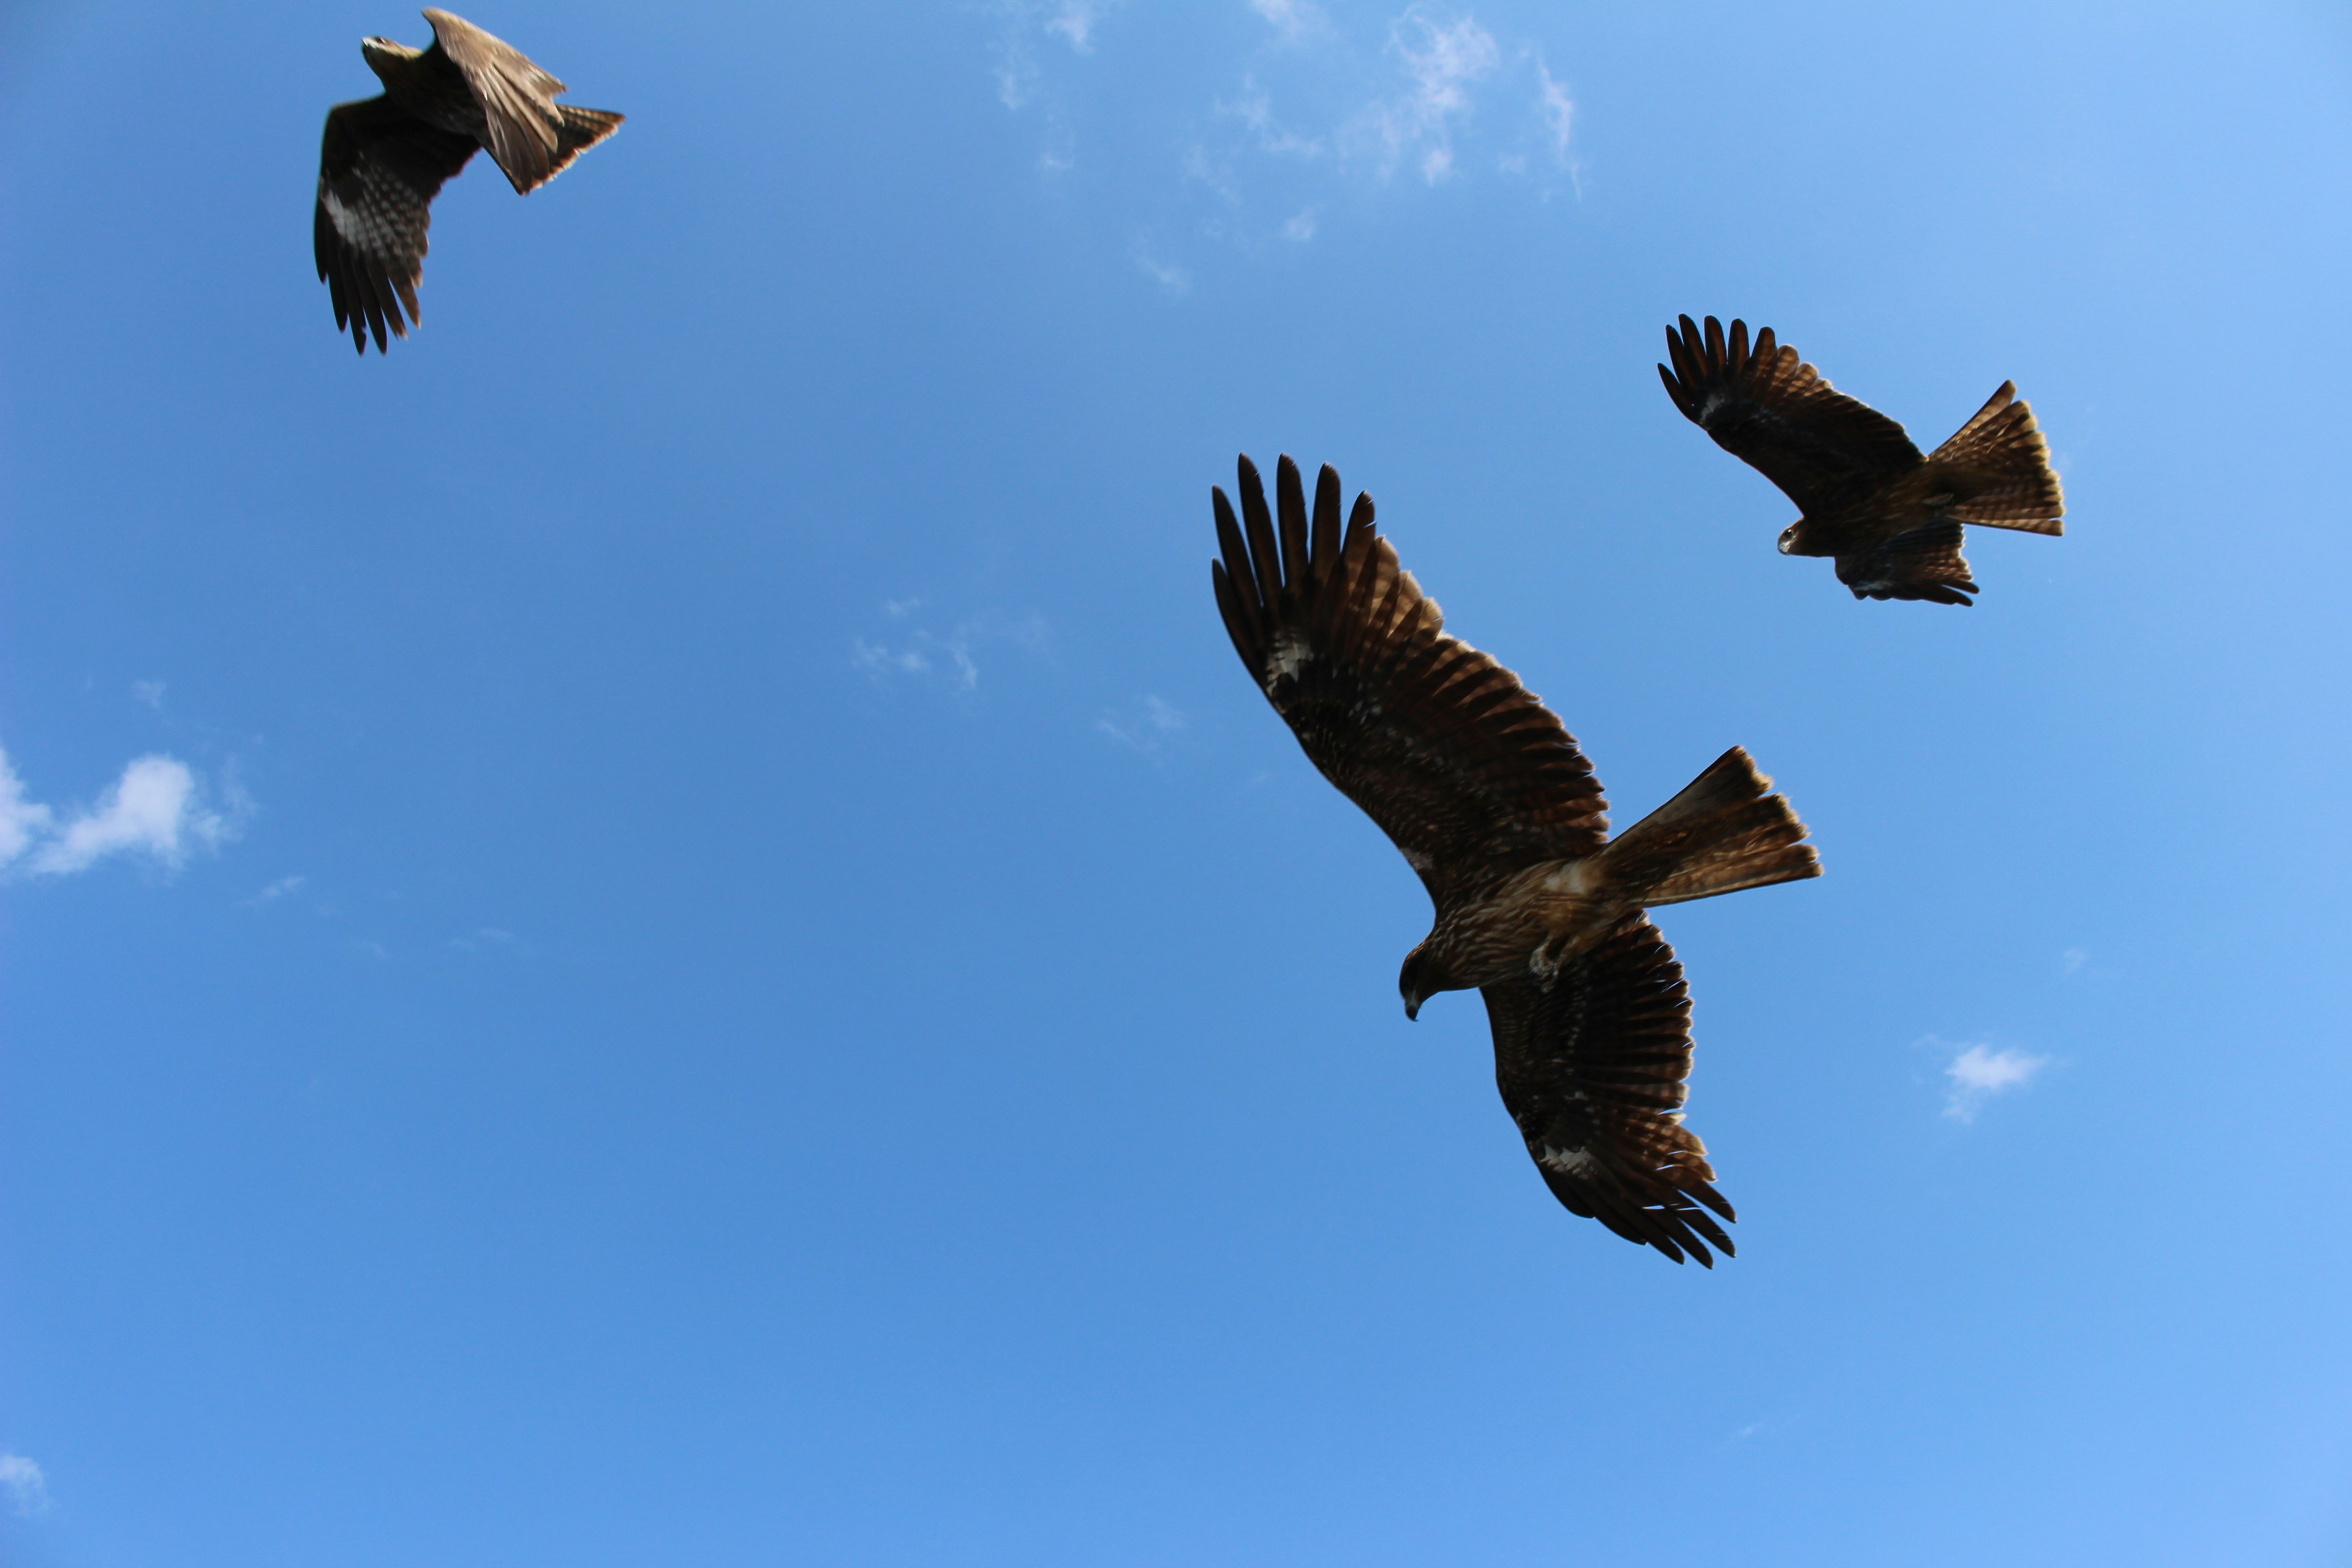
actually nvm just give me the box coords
[1484,915,1736,1265]
[426,9,622,194]
[1659,315,1923,520]
[314,96,479,353]
[1211,454,1610,908]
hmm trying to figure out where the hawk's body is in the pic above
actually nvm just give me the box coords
[1213,455,1821,1264]
[314,10,622,353]
[1658,315,2065,605]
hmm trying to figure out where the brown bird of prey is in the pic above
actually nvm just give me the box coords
[1212,454,1821,1265]
[1658,315,2064,605]
[315,10,623,354]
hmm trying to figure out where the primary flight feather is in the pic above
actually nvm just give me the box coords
[1212,454,1822,1265]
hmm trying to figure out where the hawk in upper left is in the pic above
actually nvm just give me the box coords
[315,10,623,354]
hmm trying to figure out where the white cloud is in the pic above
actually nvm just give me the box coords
[1533,55,1572,163]
[1099,696,1188,754]
[1250,0,1329,44]
[28,755,228,876]
[855,606,1044,693]
[247,874,307,905]
[995,41,1039,110]
[0,748,56,865]
[854,639,933,679]
[1368,9,1500,183]
[132,679,166,709]
[1943,1044,2049,1123]
[1046,0,1115,52]
[0,1453,48,1517]
[1216,77,1324,158]
[2062,948,2089,975]
[1,746,233,878]
[1281,207,1317,241]
[1134,244,1192,294]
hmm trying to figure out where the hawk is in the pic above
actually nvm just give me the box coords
[1212,454,1822,1265]
[1658,315,2065,605]
[314,10,624,354]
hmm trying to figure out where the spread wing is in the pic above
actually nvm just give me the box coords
[1659,314,1923,519]
[314,96,478,354]
[1485,916,1735,1265]
[425,9,620,194]
[1835,519,1978,606]
[1211,454,1607,907]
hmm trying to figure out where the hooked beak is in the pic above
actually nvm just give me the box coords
[1403,993,1423,1022]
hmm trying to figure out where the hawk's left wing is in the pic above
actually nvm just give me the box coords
[1484,915,1736,1265]
[1659,315,1923,520]
[1211,454,1610,908]
[314,96,479,353]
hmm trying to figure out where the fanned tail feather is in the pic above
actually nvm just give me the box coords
[1926,381,2065,535]
[1601,747,1820,908]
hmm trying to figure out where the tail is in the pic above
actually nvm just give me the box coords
[1925,382,2065,535]
[1601,747,1820,908]
[539,106,625,186]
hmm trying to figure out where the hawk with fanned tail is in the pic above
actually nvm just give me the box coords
[1212,454,1822,1265]
[1659,315,2065,605]
[314,10,623,354]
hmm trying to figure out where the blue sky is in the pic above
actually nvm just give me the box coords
[4,1,2350,1562]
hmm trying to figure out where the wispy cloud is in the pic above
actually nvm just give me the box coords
[2061,948,2089,976]
[1943,1044,2049,1123]
[1532,53,1573,164]
[1364,9,1500,183]
[0,746,236,878]
[1250,0,1330,45]
[1134,242,1192,294]
[989,0,1117,133]
[0,749,54,865]
[1098,695,1188,755]
[854,604,1046,693]
[245,873,306,905]
[132,679,166,710]
[1046,0,1116,51]
[0,1453,48,1517]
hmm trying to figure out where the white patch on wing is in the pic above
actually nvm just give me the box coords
[1539,1144,1595,1175]
[1265,628,1314,685]
[1540,859,1596,897]
[321,187,366,247]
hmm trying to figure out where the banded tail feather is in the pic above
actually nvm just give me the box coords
[1601,747,1820,909]
[1927,381,2065,535]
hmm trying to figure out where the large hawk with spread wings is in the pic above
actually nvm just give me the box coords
[1659,315,2065,605]
[315,10,623,354]
[1212,455,1822,1265]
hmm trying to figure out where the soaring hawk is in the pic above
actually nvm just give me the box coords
[314,10,623,354]
[1212,454,1822,1265]
[1659,315,2065,605]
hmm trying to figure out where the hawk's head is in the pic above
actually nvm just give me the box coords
[1777,519,1827,557]
[361,36,423,73]
[1398,943,1439,1021]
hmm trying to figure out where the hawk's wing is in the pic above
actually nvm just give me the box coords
[1211,454,1608,907]
[1659,315,1923,519]
[426,9,620,194]
[1484,915,1735,1265]
[1835,519,1978,606]
[314,96,479,354]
